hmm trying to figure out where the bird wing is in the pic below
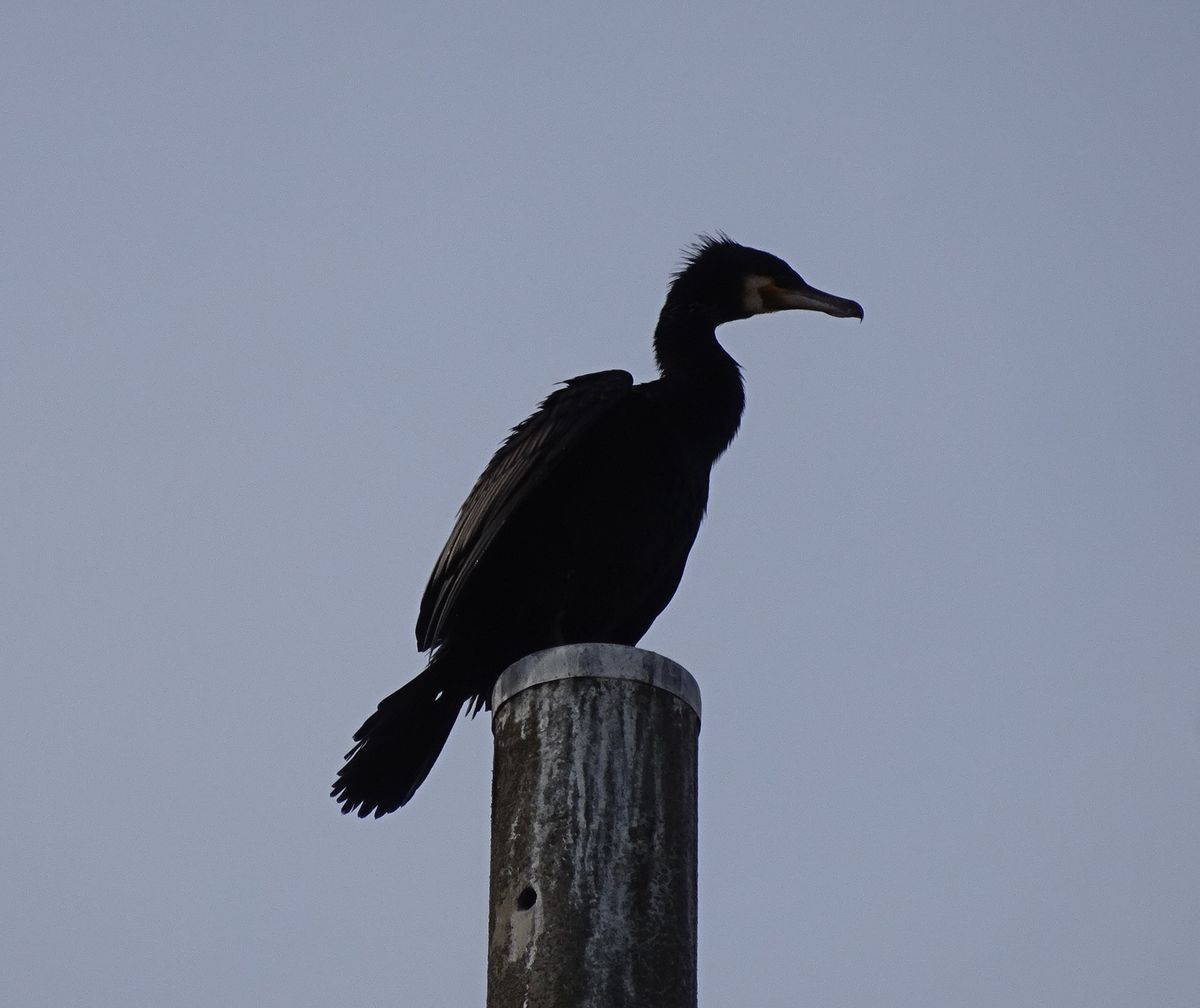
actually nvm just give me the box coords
[415,369,635,652]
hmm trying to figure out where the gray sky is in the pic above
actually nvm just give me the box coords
[4,3,1198,1006]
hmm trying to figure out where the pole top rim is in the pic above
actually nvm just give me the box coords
[492,643,701,720]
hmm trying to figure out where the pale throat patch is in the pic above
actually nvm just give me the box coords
[741,274,776,315]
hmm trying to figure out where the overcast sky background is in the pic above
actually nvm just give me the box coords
[4,3,1198,1006]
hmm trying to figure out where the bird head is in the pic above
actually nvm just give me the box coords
[667,234,864,326]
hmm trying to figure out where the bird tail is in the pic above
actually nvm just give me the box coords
[332,655,466,818]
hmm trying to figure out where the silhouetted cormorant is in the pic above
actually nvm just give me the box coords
[333,235,863,817]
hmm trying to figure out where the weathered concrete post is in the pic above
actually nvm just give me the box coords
[487,643,701,1008]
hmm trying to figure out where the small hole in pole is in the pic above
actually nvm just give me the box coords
[516,885,537,911]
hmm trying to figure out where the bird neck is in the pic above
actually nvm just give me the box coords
[653,305,746,458]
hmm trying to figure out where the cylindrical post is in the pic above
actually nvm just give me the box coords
[487,643,701,1008]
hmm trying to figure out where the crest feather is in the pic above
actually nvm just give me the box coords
[671,232,741,283]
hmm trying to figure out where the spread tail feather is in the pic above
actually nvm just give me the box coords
[332,657,465,818]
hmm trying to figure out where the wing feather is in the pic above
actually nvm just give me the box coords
[415,369,635,651]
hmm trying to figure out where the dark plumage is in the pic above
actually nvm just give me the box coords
[333,235,863,817]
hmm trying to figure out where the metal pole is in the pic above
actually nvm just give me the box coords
[487,644,701,1008]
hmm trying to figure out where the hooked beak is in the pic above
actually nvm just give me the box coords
[764,281,864,320]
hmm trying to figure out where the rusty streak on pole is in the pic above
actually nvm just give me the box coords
[487,643,701,1008]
